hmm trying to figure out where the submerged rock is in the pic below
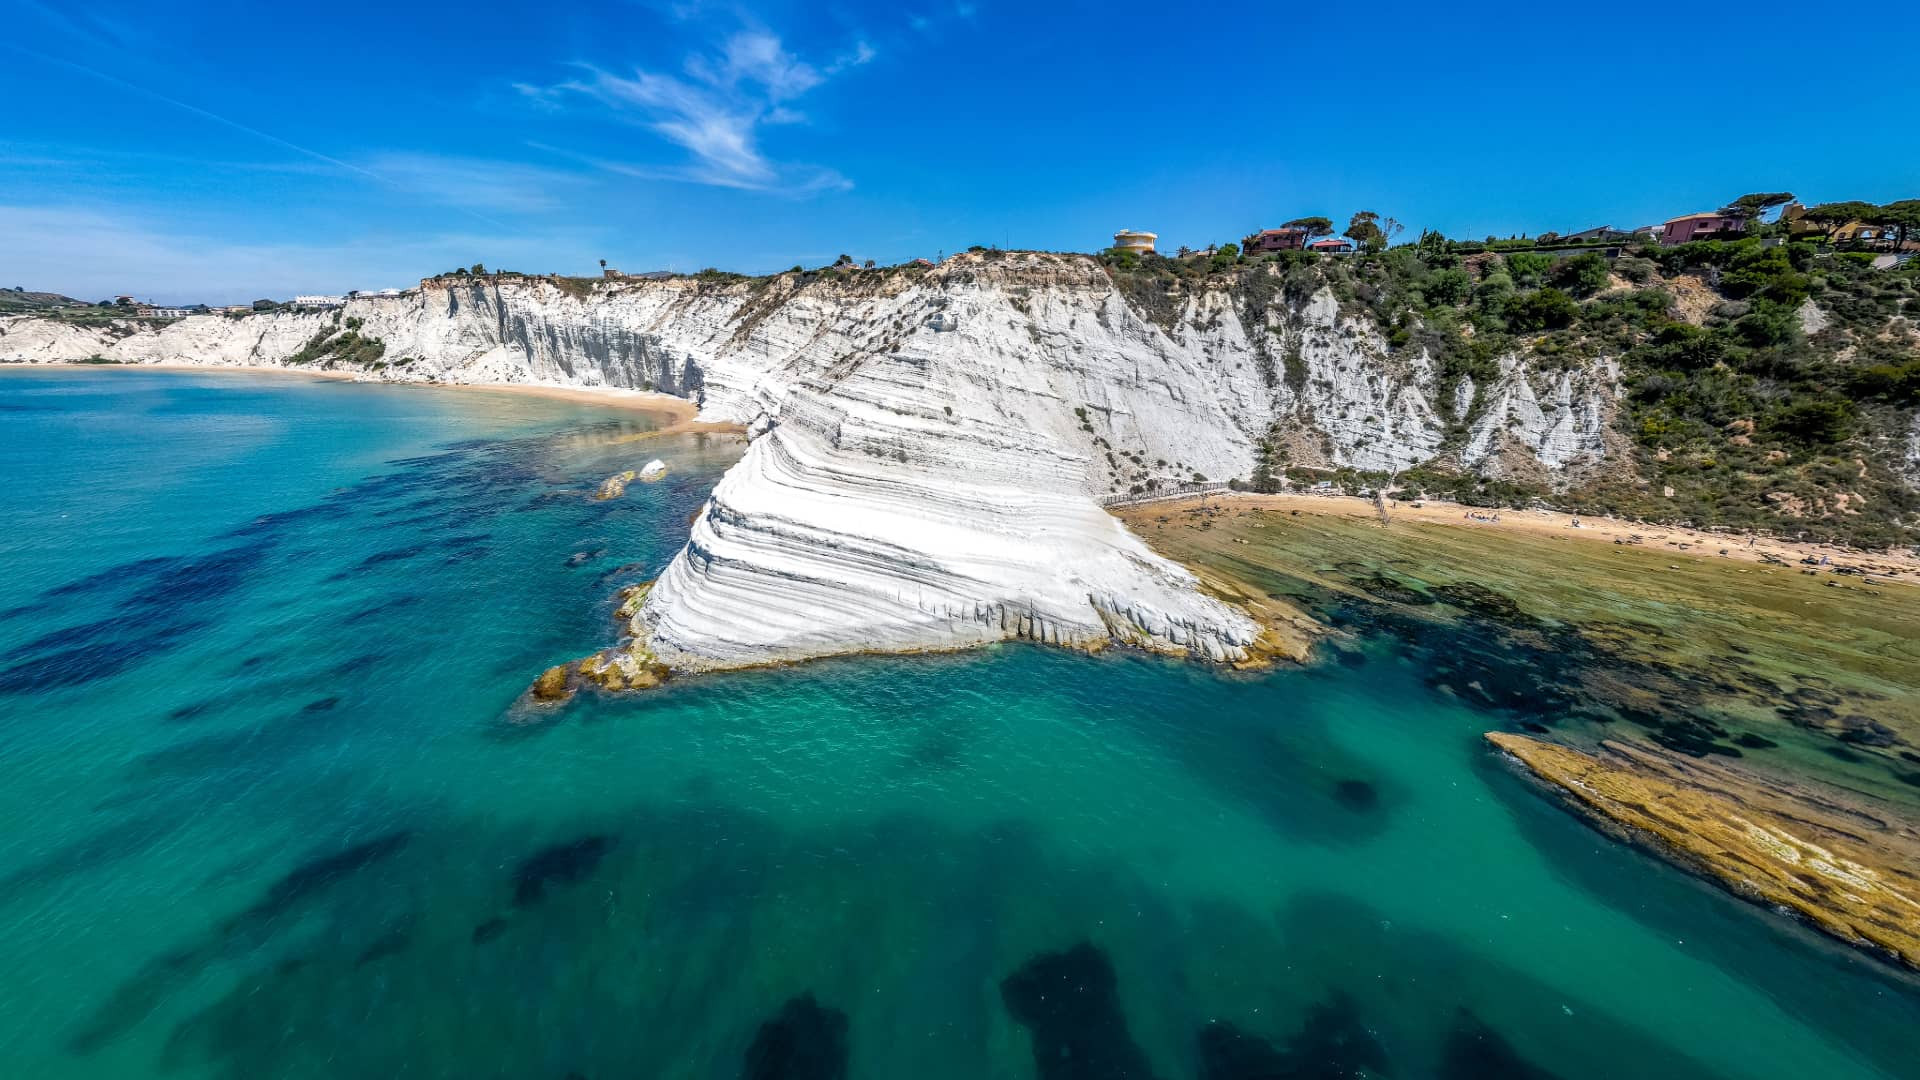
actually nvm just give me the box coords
[742,993,850,1080]
[1001,942,1160,1080]
[613,581,653,621]
[529,663,574,704]
[592,471,637,500]
[1197,991,1388,1080]
[575,647,665,692]
[512,834,613,907]
[1440,1009,1562,1079]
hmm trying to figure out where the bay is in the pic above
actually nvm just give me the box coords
[1,368,1915,1080]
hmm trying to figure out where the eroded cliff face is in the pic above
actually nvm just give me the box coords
[1906,413,1920,489]
[0,254,1623,672]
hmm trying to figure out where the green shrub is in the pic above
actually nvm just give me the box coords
[1552,253,1610,298]
[1503,288,1578,331]
[1614,256,1657,284]
[1505,251,1554,288]
[1730,303,1796,348]
[1420,268,1471,307]
[1763,396,1854,445]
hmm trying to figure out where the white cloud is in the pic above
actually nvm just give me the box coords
[521,24,866,193]
[843,41,878,69]
[703,30,823,100]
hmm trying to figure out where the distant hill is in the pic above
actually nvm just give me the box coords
[0,288,93,313]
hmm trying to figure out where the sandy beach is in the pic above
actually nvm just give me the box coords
[424,380,700,419]
[30,361,735,425]
[54,362,362,381]
[1116,490,1920,582]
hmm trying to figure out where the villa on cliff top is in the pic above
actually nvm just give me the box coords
[1660,212,1747,246]
[1112,229,1157,254]
[1243,227,1310,254]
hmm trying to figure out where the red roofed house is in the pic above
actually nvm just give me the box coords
[1660,212,1746,247]
[1242,227,1309,254]
[1308,237,1355,254]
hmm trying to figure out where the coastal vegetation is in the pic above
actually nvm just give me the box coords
[286,321,387,367]
[1096,200,1920,548]
[10,191,1915,549]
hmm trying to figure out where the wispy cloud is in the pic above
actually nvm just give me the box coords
[518,26,869,193]
[364,153,586,215]
[4,45,385,187]
[1,47,576,228]
[0,204,595,304]
[15,1,136,52]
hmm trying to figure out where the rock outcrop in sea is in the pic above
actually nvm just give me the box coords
[1489,731,1920,971]
[0,253,1626,674]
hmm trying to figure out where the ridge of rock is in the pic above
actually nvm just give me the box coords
[1,252,1623,671]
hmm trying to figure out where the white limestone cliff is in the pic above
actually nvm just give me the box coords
[1905,413,1920,491]
[1460,356,1621,481]
[0,253,1623,672]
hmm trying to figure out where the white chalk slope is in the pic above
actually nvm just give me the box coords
[2,253,1625,670]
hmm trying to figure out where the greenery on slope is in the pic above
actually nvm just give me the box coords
[287,316,387,367]
[1097,216,1920,547]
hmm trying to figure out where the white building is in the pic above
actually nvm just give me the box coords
[1112,229,1157,255]
[291,295,346,309]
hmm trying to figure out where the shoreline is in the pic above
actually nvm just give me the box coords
[17,361,706,421]
[1115,490,1920,582]
[422,380,699,420]
[20,361,360,382]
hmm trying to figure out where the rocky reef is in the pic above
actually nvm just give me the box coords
[1489,731,1920,971]
[3,253,1629,675]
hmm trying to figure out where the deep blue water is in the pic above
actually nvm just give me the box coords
[1,368,1918,1080]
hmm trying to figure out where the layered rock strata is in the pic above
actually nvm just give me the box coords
[1489,731,1920,971]
[2,254,1626,673]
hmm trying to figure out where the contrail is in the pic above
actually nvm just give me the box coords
[5,44,383,182]
[4,44,510,230]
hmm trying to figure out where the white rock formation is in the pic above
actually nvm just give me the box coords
[1797,299,1832,336]
[1268,290,1449,472]
[0,254,1626,671]
[1461,356,1619,479]
[1905,413,1920,491]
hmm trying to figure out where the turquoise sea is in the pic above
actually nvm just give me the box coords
[1,367,1917,1080]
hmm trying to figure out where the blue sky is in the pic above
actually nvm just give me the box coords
[4,0,1917,303]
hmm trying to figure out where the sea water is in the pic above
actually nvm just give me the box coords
[0,368,1916,1080]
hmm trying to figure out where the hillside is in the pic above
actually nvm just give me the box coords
[1100,238,1920,547]
[0,288,91,314]
[2,243,1916,560]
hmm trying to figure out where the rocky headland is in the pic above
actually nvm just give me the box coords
[3,250,1906,678]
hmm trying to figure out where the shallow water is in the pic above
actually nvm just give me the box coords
[2,369,1918,1080]
[1136,504,1920,808]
